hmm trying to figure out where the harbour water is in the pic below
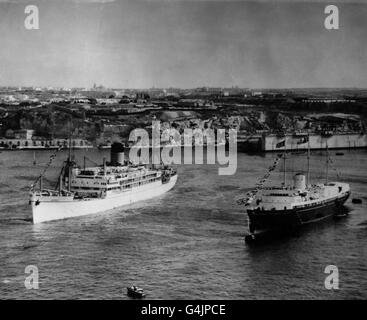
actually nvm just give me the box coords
[0,149,366,299]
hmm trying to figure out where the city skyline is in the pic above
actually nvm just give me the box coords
[0,1,366,89]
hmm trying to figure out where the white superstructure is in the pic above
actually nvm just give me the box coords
[249,175,350,211]
[29,143,177,224]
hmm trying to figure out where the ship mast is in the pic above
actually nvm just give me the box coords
[307,134,310,186]
[283,136,286,186]
[326,143,329,185]
[68,120,72,163]
[67,118,72,192]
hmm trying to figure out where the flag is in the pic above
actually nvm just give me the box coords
[276,140,285,148]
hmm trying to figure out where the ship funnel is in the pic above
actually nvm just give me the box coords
[294,173,306,191]
[110,142,125,166]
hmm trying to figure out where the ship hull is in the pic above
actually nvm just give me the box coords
[247,191,350,235]
[262,133,367,152]
[31,174,177,224]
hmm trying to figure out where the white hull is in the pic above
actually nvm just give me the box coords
[31,175,177,224]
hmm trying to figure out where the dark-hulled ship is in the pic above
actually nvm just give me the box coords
[241,141,351,241]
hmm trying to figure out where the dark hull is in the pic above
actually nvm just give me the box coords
[247,192,350,235]
[127,288,145,299]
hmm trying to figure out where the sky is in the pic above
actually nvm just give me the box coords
[0,0,366,89]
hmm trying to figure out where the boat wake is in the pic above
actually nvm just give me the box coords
[0,217,32,225]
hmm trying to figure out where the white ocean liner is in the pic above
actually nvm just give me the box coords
[29,143,177,224]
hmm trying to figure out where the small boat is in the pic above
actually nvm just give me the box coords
[335,152,344,156]
[127,286,146,299]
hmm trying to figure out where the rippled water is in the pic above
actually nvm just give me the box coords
[0,149,366,299]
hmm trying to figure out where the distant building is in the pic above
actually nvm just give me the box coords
[50,98,68,103]
[5,129,14,138]
[15,129,35,140]
[5,129,34,140]
[177,99,205,108]
[302,98,356,103]
[252,91,263,97]
[71,98,90,104]
[96,98,120,105]
[0,138,91,149]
